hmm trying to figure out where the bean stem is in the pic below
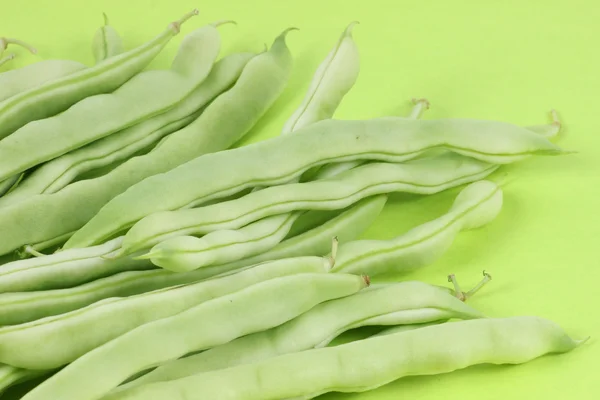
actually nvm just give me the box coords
[0,53,15,67]
[0,37,37,55]
[447,270,492,302]
[169,9,200,34]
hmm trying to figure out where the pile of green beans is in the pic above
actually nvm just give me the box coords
[0,14,584,400]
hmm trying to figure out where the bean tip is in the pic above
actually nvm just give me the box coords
[361,274,371,287]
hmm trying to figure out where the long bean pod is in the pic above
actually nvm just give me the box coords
[0,10,198,139]
[0,29,293,256]
[106,317,584,400]
[21,273,369,400]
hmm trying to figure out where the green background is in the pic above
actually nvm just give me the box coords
[1,0,598,398]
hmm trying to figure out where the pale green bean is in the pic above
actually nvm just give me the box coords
[66,114,563,250]
[22,273,369,400]
[0,52,254,204]
[332,180,502,276]
[0,10,197,139]
[107,317,584,400]
[281,22,359,134]
[116,281,482,391]
[0,29,293,256]
[124,153,498,256]
[0,256,330,369]
[92,14,124,64]
[141,212,303,272]
[0,237,152,293]
[0,197,381,325]
[0,21,223,182]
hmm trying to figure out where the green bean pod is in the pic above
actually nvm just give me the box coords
[92,13,124,64]
[21,273,369,400]
[107,316,584,400]
[0,17,123,105]
[0,29,293,256]
[0,52,254,204]
[66,113,564,250]
[142,212,303,272]
[0,20,224,182]
[0,195,383,325]
[281,22,359,134]
[371,321,446,337]
[0,10,198,139]
[116,281,481,391]
[0,364,46,394]
[0,237,152,293]
[0,256,331,369]
[332,180,502,276]
[123,153,498,256]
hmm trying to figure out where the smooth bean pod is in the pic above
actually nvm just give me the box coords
[0,364,45,394]
[0,237,152,293]
[22,273,369,400]
[0,29,293,256]
[0,256,331,368]
[66,113,564,250]
[0,52,254,204]
[0,16,123,105]
[142,212,303,272]
[107,316,584,400]
[281,21,359,134]
[371,321,446,337]
[117,281,482,391]
[0,195,383,324]
[0,10,198,140]
[332,179,502,276]
[0,21,223,182]
[92,13,124,64]
[123,152,498,256]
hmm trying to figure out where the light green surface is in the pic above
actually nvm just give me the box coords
[1,0,597,398]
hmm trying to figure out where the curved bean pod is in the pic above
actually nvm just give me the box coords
[0,256,330,368]
[117,281,482,391]
[281,22,359,134]
[0,21,223,182]
[0,29,293,256]
[332,180,502,276]
[0,52,254,204]
[0,237,152,293]
[371,320,446,337]
[142,212,303,272]
[108,316,584,400]
[92,13,124,64]
[21,273,369,400]
[0,17,123,105]
[0,10,197,140]
[123,153,498,255]
[0,195,384,324]
[0,364,45,394]
[67,113,563,250]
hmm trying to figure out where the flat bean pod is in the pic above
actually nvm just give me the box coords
[142,211,303,272]
[0,364,45,394]
[0,29,293,256]
[0,52,254,204]
[0,10,198,139]
[0,21,223,182]
[22,273,369,400]
[281,22,359,134]
[108,316,584,400]
[0,196,383,322]
[66,113,563,250]
[0,256,330,368]
[0,237,152,293]
[0,17,123,104]
[92,14,124,64]
[332,180,503,276]
[117,281,482,391]
[123,153,498,255]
